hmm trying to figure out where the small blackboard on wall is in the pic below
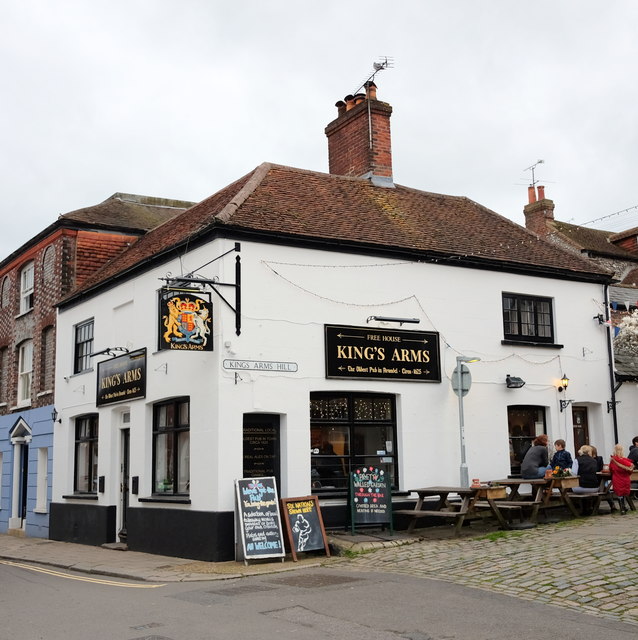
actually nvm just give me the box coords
[281,496,331,562]
[349,466,393,535]
[235,477,285,564]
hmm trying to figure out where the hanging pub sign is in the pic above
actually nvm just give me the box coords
[96,348,146,406]
[324,324,441,382]
[158,288,213,351]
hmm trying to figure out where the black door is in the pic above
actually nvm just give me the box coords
[243,415,281,490]
[19,443,29,520]
[118,429,130,542]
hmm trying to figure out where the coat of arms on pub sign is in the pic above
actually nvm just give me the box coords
[158,288,213,351]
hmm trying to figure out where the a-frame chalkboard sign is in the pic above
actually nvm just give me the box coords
[235,477,285,564]
[349,466,393,535]
[280,496,331,562]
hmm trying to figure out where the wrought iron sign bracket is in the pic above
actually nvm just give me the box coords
[160,243,241,335]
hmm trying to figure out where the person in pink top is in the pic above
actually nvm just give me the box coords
[609,444,634,514]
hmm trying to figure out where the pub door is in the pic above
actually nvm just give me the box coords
[118,428,130,542]
[572,407,589,453]
[242,414,281,491]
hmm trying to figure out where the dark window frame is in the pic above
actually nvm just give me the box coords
[73,319,94,374]
[152,397,190,496]
[502,292,554,344]
[74,414,99,494]
[310,391,398,496]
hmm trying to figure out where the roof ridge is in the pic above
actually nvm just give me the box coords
[215,162,274,223]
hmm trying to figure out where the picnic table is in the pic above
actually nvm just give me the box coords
[474,478,547,528]
[394,486,477,535]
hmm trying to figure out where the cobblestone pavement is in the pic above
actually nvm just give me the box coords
[333,513,638,626]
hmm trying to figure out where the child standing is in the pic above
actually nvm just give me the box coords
[550,439,573,471]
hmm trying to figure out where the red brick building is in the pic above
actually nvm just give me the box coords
[0,193,194,538]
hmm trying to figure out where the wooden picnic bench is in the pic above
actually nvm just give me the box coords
[394,486,477,535]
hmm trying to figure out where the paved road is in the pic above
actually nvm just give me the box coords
[332,512,638,626]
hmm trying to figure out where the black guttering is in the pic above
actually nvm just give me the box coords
[57,223,614,311]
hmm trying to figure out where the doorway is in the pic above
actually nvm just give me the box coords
[572,407,589,453]
[242,414,281,490]
[118,428,130,542]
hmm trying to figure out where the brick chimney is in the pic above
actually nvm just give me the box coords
[325,81,394,188]
[524,185,555,236]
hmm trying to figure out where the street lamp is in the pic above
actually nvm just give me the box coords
[453,355,481,487]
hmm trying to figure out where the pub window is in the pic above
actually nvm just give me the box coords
[502,293,554,344]
[507,405,546,476]
[153,397,190,495]
[17,339,33,406]
[310,392,397,494]
[74,414,99,493]
[20,261,34,314]
[73,318,94,374]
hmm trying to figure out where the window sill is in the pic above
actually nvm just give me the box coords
[11,402,32,411]
[34,508,48,514]
[37,390,53,398]
[501,340,564,349]
[62,493,98,501]
[138,495,191,504]
[15,309,34,319]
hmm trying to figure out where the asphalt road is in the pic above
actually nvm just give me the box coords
[2,560,635,640]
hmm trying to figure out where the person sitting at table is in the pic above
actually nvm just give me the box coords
[550,439,573,470]
[521,434,550,479]
[609,443,634,515]
[570,445,601,515]
[590,445,604,472]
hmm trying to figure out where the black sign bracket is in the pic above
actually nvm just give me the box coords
[160,243,241,335]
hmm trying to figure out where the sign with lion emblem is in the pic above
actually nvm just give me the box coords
[158,288,213,351]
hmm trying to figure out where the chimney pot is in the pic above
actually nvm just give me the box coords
[344,94,355,111]
[365,81,377,100]
[527,186,537,204]
[335,100,346,117]
[537,185,546,200]
[353,93,366,105]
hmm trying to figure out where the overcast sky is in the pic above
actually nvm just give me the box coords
[2,1,638,261]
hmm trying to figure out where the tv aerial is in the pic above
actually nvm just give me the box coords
[524,159,544,186]
[352,56,394,94]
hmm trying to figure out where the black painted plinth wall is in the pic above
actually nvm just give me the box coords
[49,502,116,546]
[126,507,235,562]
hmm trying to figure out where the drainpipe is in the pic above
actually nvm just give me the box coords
[604,283,619,443]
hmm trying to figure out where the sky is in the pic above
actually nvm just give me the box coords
[2,1,638,261]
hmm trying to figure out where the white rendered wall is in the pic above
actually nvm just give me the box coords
[53,237,614,521]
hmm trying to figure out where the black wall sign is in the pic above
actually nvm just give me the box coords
[243,417,280,487]
[349,466,393,534]
[158,288,213,351]
[235,477,285,562]
[96,349,147,407]
[325,324,440,382]
[280,496,330,562]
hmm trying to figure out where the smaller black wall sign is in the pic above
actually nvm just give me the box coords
[325,324,441,382]
[96,349,147,407]
[235,477,285,562]
[349,466,393,534]
[280,496,330,562]
[158,288,213,351]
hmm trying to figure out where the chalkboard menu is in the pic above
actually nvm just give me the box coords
[349,466,393,534]
[243,421,279,483]
[281,496,330,562]
[235,477,285,562]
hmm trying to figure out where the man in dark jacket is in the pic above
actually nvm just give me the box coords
[628,436,638,466]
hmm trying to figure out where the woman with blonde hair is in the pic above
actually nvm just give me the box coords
[610,444,634,514]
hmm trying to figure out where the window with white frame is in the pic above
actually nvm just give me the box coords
[36,447,48,512]
[74,319,94,374]
[17,340,33,405]
[20,262,34,314]
[74,415,99,493]
[153,397,190,495]
[0,276,9,309]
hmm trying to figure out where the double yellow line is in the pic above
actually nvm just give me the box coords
[0,559,165,588]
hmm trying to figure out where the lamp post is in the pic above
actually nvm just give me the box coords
[452,355,481,487]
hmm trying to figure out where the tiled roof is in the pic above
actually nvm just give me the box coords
[61,192,196,232]
[62,164,613,304]
[550,220,638,260]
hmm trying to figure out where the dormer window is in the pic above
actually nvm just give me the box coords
[20,262,34,313]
